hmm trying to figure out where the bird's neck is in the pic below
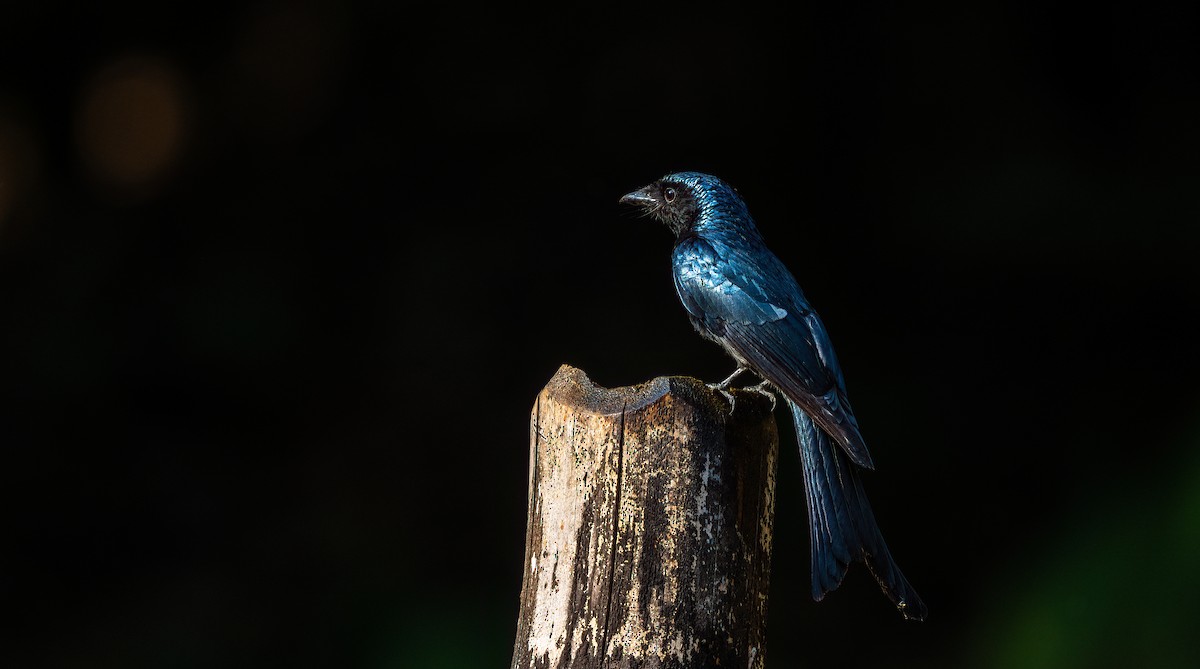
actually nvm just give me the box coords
[690,211,763,244]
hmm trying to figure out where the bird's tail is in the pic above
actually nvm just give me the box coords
[788,398,927,621]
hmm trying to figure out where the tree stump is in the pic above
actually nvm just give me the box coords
[511,365,779,669]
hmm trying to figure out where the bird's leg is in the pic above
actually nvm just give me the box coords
[707,366,749,413]
[710,366,749,391]
[745,379,777,411]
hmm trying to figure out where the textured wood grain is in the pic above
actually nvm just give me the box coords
[512,365,778,669]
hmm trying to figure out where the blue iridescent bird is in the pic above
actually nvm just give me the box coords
[621,171,926,621]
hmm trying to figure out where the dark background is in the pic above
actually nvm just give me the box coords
[3,2,1199,667]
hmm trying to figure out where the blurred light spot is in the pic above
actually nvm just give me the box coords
[0,104,43,235]
[76,56,189,197]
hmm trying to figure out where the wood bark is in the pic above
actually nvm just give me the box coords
[511,365,779,669]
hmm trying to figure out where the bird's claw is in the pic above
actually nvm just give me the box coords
[712,366,749,391]
[745,380,777,411]
[707,368,774,415]
[707,383,738,414]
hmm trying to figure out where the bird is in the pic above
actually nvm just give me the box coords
[620,171,927,621]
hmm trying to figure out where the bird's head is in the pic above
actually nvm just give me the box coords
[620,172,749,238]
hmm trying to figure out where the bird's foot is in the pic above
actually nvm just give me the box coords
[745,380,777,411]
[710,366,749,391]
[706,384,738,414]
[707,367,760,414]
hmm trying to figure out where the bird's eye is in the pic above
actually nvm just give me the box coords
[663,187,676,203]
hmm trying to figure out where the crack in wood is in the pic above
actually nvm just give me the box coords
[599,401,625,659]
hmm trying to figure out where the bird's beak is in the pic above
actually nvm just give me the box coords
[619,186,657,208]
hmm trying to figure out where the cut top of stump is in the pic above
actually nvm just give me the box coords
[541,364,774,420]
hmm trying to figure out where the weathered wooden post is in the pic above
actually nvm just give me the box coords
[511,365,779,669]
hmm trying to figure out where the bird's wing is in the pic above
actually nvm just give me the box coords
[673,237,795,327]
[673,236,874,469]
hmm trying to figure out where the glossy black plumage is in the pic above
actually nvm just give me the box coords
[621,171,926,621]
